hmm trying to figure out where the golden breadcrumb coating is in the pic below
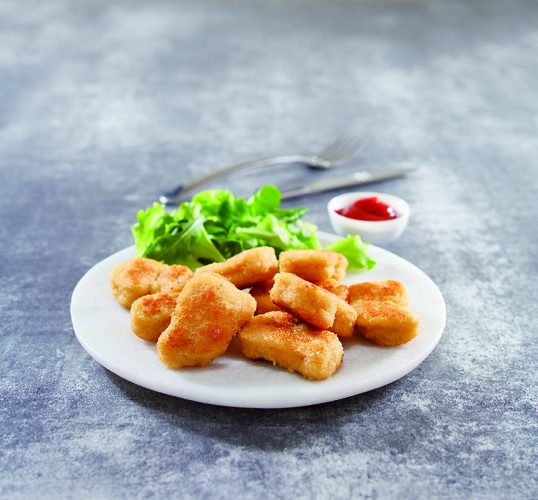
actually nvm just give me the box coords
[315,278,356,337]
[348,280,409,306]
[157,272,256,369]
[330,298,358,338]
[348,280,419,346]
[270,272,338,330]
[316,278,349,301]
[237,311,344,380]
[130,292,179,342]
[278,249,348,282]
[251,274,356,336]
[195,247,278,289]
[249,278,282,314]
[110,257,192,308]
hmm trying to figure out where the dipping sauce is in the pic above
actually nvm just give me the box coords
[335,196,400,221]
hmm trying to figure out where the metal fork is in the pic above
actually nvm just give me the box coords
[159,123,369,205]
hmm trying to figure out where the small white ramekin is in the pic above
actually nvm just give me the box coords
[327,191,410,246]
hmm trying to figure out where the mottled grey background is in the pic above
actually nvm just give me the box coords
[1,0,537,498]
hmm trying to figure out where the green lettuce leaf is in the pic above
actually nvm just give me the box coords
[325,235,376,270]
[131,186,375,271]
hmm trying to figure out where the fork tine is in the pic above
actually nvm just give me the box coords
[327,133,369,164]
[316,122,369,165]
[320,133,360,161]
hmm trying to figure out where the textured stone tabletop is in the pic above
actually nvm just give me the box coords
[1,0,537,498]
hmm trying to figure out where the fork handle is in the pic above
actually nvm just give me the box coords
[159,154,307,205]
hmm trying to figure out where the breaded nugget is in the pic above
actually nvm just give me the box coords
[348,280,408,306]
[312,278,355,337]
[110,257,192,308]
[348,280,419,346]
[130,292,179,342]
[157,273,256,369]
[316,278,349,301]
[195,247,278,288]
[238,311,344,380]
[279,249,348,282]
[352,302,420,346]
[248,273,355,336]
[270,272,338,330]
[330,298,358,338]
[249,278,282,314]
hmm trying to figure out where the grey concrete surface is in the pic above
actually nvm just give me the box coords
[1,0,537,498]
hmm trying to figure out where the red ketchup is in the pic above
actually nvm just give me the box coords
[336,196,400,221]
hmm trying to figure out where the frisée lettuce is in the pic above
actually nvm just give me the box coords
[132,185,375,271]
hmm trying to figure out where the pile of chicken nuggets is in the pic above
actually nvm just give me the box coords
[109,247,420,380]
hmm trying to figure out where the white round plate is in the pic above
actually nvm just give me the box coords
[71,232,446,409]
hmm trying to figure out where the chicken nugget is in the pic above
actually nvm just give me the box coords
[195,247,278,288]
[348,280,408,306]
[312,278,355,336]
[279,249,348,282]
[238,311,344,380]
[352,302,419,346]
[316,278,349,301]
[270,272,338,330]
[249,278,282,314]
[349,280,419,346]
[157,273,256,369]
[330,298,358,338]
[110,257,192,308]
[130,292,179,342]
